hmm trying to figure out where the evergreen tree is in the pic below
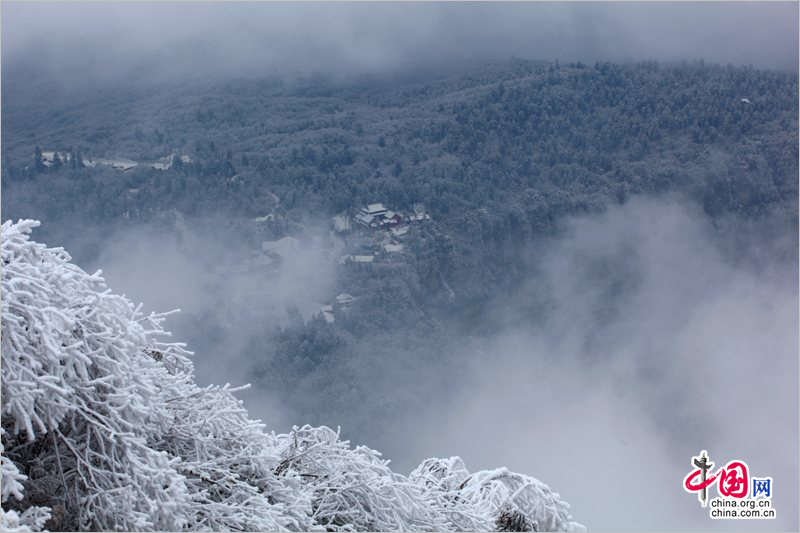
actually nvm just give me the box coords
[51,151,62,171]
[33,146,44,173]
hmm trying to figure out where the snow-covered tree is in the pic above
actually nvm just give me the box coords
[409,458,585,532]
[1,219,583,532]
[409,457,492,531]
[1,219,192,530]
[0,220,313,531]
[2,428,52,532]
[273,425,451,532]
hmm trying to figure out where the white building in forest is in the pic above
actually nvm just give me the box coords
[355,203,388,227]
[354,203,406,228]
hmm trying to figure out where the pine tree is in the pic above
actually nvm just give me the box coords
[51,151,62,171]
[33,146,44,173]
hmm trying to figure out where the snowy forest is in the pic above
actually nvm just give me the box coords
[2,2,799,532]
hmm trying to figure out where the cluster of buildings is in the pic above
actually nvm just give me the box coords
[353,203,430,229]
[195,199,436,326]
[83,158,139,172]
[38,151,74,168]
[39,150,138,172]
[35,149,191,172]
[354,203,404,229]
[151,151,193,171]
[334,202,431,233]
[332,201,430,266]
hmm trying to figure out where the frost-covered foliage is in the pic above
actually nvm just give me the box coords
[271,429,584,533]
[458,468,584,532]
[1,429,51,532]
[409,458,585,533]
[146,382,315,532]
[273,425,451,532]
[0,220,314,531]
[1,220,191,531]
[409,457,490,531]
[1,219,583,532]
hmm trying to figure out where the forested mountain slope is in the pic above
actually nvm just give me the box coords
[2,59,797,478]
[4,59,796,229]
[3,61,797,325]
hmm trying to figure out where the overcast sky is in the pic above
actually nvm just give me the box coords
[2,1,798,85]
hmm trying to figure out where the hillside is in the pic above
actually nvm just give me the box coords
[3,59,797,464]
[2,61,797,328]
[3,59,797,227]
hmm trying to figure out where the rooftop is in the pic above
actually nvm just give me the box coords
[362,203,388,215]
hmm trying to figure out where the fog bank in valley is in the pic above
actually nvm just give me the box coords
[79,198,798,531]
[401,199,798,531]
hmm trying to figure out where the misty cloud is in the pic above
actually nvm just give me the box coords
[399,199,798,531]
[87,217,339,430]
[2,1,797,88]
[70,199,798,531]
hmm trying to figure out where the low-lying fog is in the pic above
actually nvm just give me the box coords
[89,198,798,531]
